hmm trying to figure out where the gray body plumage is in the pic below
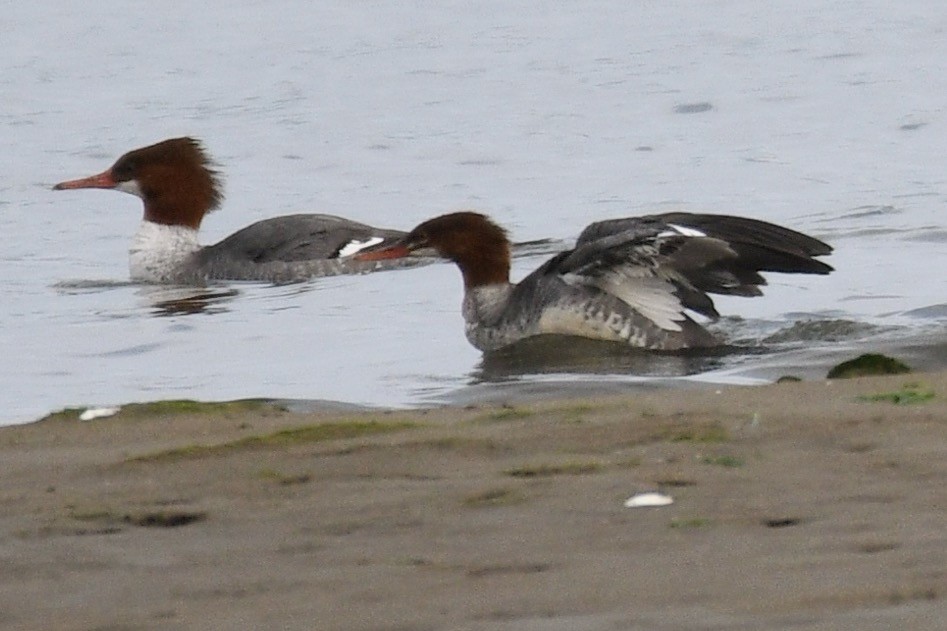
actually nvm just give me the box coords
[137,214,422,284]
[462,212,833,352]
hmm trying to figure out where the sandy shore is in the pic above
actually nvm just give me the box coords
[1,371,945,630]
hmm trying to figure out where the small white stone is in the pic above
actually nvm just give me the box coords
[624,492,674,508]
[79,406,120,421]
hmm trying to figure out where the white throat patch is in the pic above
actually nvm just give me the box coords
[129,221,201,282]
[114,179,144,199]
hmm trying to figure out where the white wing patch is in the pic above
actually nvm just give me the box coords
[590,268,685,332]
[337,236,384,258]
[657,223,707,238]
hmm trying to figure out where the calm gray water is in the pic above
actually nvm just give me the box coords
[2,2,946,425]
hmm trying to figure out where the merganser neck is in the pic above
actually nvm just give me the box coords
[458,251,510,289]
[129,221,201,283]
[462,284,521,349]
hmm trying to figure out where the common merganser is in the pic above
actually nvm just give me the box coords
[52,137,421,283]
[356,211,834,351]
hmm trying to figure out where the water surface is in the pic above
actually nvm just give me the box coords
[2,2,946,424]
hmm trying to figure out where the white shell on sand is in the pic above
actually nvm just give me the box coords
[624,492,674,508]
[79,407,120,421]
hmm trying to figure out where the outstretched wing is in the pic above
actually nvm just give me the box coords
[518,230,735,335]
[576,212,833,296]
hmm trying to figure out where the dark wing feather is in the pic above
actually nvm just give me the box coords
[579,212,832,256]
[656,212,833,257]
[576,212,833,296]
[525,230,734,323]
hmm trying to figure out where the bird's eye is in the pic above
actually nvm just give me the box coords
[112,158,137,181]
[408,231,428,248]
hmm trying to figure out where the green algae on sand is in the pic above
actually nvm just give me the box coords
[127,419,421,462]
[827,353,911,379]
[40,399,285,423]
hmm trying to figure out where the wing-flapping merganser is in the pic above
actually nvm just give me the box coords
[52,137,421,283]
[357,211,834,351]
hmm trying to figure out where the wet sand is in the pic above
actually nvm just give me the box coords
[1,371,945,630]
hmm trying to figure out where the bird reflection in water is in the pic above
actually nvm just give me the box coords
[140,286,240,316]
[471,335,748,383]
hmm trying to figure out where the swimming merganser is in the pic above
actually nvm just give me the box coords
[356,211,834,351]
[52,137,420,283]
